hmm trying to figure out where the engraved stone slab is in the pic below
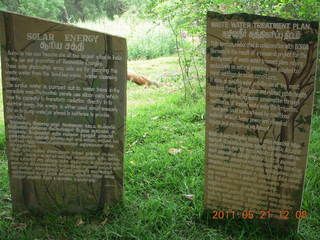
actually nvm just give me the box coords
[0,11,127,214]
[205,12,319,230]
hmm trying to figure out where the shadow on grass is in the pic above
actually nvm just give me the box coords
[0,201,128,240]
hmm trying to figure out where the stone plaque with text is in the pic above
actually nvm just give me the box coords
[205,12,318,230]
[0,11,127,214]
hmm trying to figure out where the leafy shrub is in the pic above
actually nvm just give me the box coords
[128,24,176,60]
[77,17,177,60]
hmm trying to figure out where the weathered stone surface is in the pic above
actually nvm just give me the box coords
[205,12,319,230]
[0,11,127,214]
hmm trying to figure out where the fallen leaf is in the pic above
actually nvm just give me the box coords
[2,197,12,202]
[192,113,205,120]
[76,218,84,226]
[142,132,148,138]
[182,194,194,201]
[151,116,159,120]
[130,160,136,166]
[168,148,182,155]
[186,221,195,226]
[101,218,108,225]
[128,140,138,147]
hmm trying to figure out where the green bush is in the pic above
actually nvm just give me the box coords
[77,15,177,60]
[128,24,176,60]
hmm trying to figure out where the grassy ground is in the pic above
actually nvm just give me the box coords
[0,56,319,239]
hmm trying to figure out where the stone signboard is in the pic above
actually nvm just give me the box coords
[205,12,319,230]
[0,11,127,214]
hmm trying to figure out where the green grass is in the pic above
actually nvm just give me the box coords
[299,114,320,238]
[128,56,181,79]
[0,56,319,239]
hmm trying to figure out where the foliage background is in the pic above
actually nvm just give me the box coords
[0,0,318,23]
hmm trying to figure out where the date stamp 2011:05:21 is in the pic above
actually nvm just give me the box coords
[211,210,308,220]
